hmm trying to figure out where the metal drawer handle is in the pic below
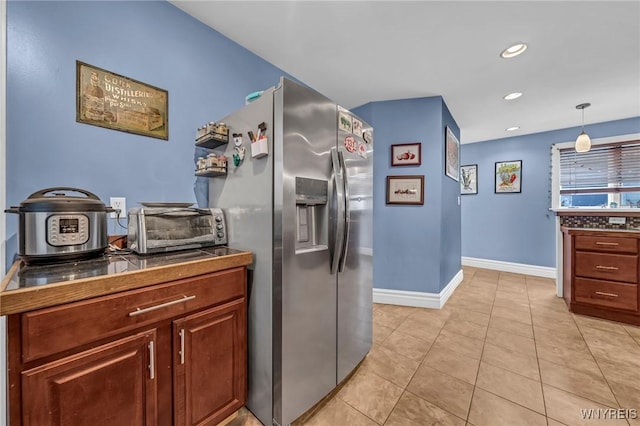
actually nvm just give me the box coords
[595,265,619,271]
[148,341,155,380]
[595,242,619,246]
[595,291,619,298]
[128,295,196,317]
[179,329,185,365]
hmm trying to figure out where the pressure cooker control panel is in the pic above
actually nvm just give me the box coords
[46,214,90,246]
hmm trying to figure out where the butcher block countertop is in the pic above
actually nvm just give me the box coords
[0,247,253,316]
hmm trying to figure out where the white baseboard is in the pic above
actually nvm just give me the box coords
[461,257,556,279]
[373,269,463,309]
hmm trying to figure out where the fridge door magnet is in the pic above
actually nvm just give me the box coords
[344,136,357,153]
[339,111,352,132]
[352,118,363,135]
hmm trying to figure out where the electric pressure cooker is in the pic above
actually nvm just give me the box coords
[5,187,114,264]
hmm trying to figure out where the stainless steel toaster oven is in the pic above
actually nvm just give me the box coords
[127,207,227,254]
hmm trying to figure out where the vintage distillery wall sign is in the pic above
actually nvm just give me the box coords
[76,61,168,140]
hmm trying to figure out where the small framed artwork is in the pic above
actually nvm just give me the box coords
[386,175,424,205]
[495,160,522,193]
[445,127,460,181]
[391,143,421,166]
[460,164,478,195]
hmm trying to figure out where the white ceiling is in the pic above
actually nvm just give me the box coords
[170,1,640,144]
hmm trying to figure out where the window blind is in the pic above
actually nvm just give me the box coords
[559,140,640,194]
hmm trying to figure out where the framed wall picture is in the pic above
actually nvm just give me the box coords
[391,143,421,166]
[495,160,522,193]
[445,126,459,181]
[460,164,478,195]
[76,61,168,140]
[386,175,424,205]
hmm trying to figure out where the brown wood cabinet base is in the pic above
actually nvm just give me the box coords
[7,267,248,426]
[562,228,640,326]
[570,303,640,326]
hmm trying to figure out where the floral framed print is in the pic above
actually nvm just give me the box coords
[445,126,459,181]
[460,164,478,195]
[391,143,421,166]
[495,160,522,193]
[386,175,424,205]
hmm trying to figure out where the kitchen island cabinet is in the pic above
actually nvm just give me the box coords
[1,247,252,426]
[562,228,640,325]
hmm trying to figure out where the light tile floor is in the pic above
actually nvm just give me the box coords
[231,266,640,425]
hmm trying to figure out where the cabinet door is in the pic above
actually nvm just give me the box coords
[22,330,158,426]
[173,299,246,426]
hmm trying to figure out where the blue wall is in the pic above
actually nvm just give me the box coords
[354,97,461,293]
[6,1,289,264]
[460,117,640,268]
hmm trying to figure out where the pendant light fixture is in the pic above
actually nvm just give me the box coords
[575,103,591,153]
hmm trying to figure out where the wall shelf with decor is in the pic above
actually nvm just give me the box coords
[195,167,227,178]
[195,133,229,150]
[195,122,230,177]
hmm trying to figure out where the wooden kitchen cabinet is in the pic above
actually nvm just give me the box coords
[562,228,640,325]
[173,299,246,425]
[21,330,158,426]
[8,267,247,426]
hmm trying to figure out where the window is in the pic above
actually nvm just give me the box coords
[558,140,640,208]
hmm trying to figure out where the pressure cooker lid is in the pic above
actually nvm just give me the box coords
[15,187,111,213]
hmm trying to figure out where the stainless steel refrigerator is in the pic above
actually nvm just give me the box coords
[208,77,373,426]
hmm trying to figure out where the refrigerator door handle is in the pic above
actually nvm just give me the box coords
[338,151,350,273]
[330,148,345,274]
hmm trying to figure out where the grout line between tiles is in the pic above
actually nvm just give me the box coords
[568,316,635,424]
[525,274,550,423]
[463,271,499,424]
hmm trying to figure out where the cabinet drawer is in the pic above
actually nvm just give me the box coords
[575,235,638,254]
[22,268,245,363]
[575,252,638,283]
[574,278,638,311]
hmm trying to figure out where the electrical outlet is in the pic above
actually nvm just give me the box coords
[110,197,126,219]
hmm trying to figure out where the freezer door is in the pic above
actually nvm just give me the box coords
[274,79,338,426]
[336,108,373,383]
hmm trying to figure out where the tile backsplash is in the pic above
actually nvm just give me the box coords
[560,215,640,229]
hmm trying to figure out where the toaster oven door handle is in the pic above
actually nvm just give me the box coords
[128,295,196,317]
[145,208,210,216]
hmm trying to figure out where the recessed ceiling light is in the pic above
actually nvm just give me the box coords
[500,43,528,59]
[506,126,520,132]
[504,92,523,100]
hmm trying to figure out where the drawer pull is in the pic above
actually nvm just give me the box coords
[128,295,196,317]
[595,242,620,246]
[595,291,619,298]
[595,265,619,271]
[148,341,155,380]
